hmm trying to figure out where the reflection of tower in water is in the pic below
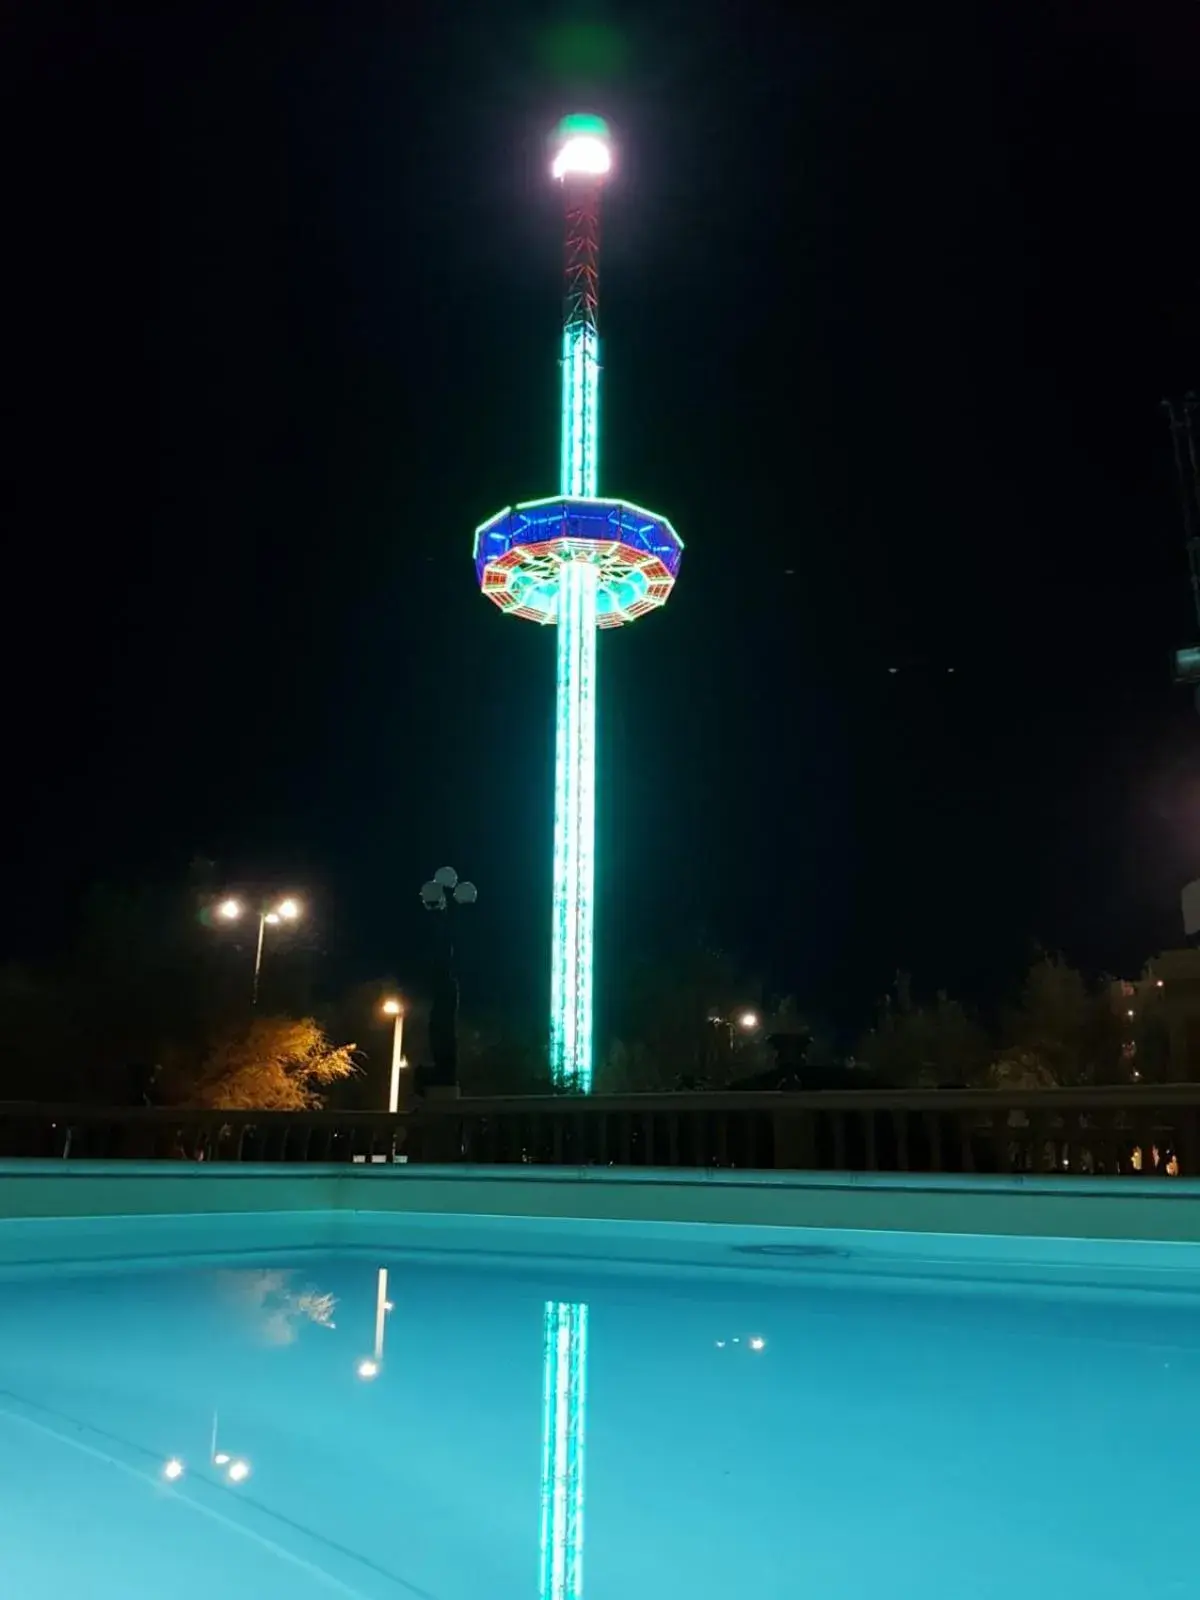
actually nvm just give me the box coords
[538,1301,588,1600]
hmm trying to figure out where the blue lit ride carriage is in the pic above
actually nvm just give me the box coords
[474,496,684,628]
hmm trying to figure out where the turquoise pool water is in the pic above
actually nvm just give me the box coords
[0,1220,1196,1598]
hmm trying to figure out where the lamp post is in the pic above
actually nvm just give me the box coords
[707,1008,760,1047]
[381,998,406,1114]
[419,866,476,1091]
[216,895,302,1006]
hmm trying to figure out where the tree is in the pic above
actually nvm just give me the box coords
[189,1016,358,1110]
[0,964,76,1100]
[984,1048,1058,1090]
[856,975,988,1087]
[609,938,764,1088]
[457,1009,553,1095]
[998,952,1122,1086]
[597,1036,666,1093]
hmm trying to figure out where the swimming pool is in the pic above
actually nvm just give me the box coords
[1,1206,1196,1599]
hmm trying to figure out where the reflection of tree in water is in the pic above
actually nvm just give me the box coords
[216,1269,337,1345]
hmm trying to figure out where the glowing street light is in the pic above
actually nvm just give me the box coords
[738,1011,759,1030]
[381,998,407,1114]
[213,895,303,1005]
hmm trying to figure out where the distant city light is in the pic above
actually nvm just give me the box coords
[738,1011,759,1030]
[218,898,241,920]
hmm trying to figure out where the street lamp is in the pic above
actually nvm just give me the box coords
[215,895,303,1005]
[738,1011,759,1031]
[381,998,406,1114]
[419,867,477,1090]
[418,865,478,911]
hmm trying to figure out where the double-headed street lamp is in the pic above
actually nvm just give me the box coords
[707,1008,760,1038]
[216,895,302,1005]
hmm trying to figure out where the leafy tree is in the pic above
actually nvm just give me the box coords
[188,1016,358,1110]
[457,1012,552,1095]
[984,1048,1058,1090]
[998,952,1122,1086]
[856,974,988,1087]
[1,876,254,1102]
[597,1036,667,1093]
[611,939,764,1087]
[0,964,76,1100]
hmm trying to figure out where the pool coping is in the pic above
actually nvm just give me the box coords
[2,1161,1199,1243]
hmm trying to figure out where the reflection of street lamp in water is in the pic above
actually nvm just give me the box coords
[209,1411,251,1483]
[357,1267,394,1379]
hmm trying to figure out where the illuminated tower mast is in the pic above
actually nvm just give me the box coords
[475,115,683,1090]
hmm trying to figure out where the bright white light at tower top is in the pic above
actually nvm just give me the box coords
[551,113,613,181]
[552,135,612,180]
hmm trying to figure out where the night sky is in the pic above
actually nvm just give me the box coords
[4,2,1199,1036]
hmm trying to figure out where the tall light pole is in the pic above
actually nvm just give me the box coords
[381,998,406,1113]
[419,866,476,1090]
[215,895,302,1006]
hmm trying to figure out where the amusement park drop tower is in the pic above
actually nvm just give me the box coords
[474,115,684,1091]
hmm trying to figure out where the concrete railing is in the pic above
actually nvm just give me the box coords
[0,1085,1196,1175]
